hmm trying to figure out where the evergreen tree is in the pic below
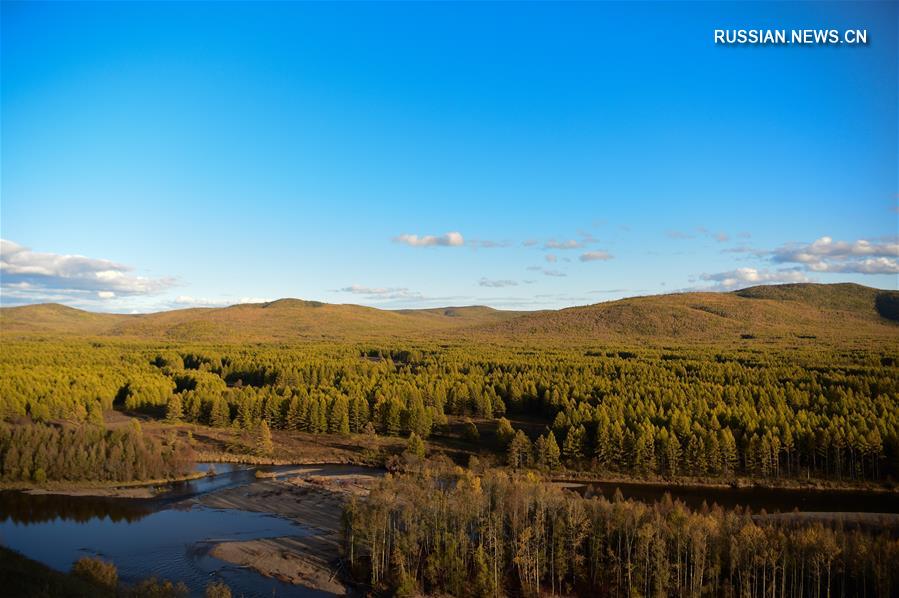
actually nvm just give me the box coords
[211,397,230,428]
[563,425,585,463]
[463,419,480,443]
[665,431,681,476]
[328,397,351,434]
[507,430,531,469]
[544,430,561,470]
[496,417,515,448]
[86,400,105,427]
[257,420,274,456]
[405,432,426,459]
[166,395,183,423]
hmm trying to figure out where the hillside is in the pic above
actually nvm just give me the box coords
[477,283,899,343]
[0,299,525,342]
[1,283,896,343]
[0,303,128,335]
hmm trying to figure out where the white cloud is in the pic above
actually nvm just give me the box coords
[393,232,464,247]
[669,228,732,243]
[830,257,899,274]
[468,239,510,249]
[698,268,811,291]
[545,254,558,263]
[770,236,899,273]
[172,295,269,307]
[335,285,472,308]
[579,251,613,262]
[721,245,763,255]
[337,285,424,300]
[543,269,566,277]
[0,239,177,304]
[478,278,518,288]
[339,285,400,295]
[544,239,584,250]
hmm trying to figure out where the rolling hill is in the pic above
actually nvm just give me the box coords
[0,299,526,342]
[0,283,896,344]
[479,283,899,342]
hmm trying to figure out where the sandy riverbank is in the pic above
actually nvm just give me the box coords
[196,465,381,595]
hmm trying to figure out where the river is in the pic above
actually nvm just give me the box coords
[1,464,896,597]
[556,478,899,513]
[0,464,349,597]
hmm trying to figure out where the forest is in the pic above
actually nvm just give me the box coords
[0,339,896,485]
[343,460,899,597]
[0,420,192,484]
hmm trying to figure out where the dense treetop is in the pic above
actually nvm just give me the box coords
[1,332,896,483]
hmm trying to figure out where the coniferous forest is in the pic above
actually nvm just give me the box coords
[1,339,896,485]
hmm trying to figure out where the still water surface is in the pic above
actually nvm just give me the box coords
[558,478,899,513]
[0,464,340,597]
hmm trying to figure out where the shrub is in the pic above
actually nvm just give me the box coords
[71,557,118,589]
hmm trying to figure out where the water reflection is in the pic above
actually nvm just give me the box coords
[0,490,154,525]
[560,479,899,514]
[0,463,331,597]
[0,463,308,526]
[0,504,307,596]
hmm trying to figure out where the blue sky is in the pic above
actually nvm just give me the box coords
[1,1,896,312]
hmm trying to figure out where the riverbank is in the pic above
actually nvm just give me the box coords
[553,470,899,494]
[0,470,210,499]
[194,465,380,595]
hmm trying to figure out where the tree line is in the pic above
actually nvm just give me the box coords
[1,340,897,482]
[0,420,192,483]
[343,460,899,597]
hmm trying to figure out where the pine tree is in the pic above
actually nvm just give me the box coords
[720,428,738,475]
[286,397,302,431]
[563,425,585,463]
[328,397,350,434]
[404,397,432,438]
[210,397,229,427]
[595,420,612,469]
[165,395,183,423]
[463,419,481,443]
[534,435,547,468]
[405,432,426,459]
[544,430,561,470]
[349,396,369,433]
[384,399,403,436]
[665,431,681,476]
[496,417,515,448]
[507,430,531,469]
[257,420,274,456]
[87,400,105,427]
